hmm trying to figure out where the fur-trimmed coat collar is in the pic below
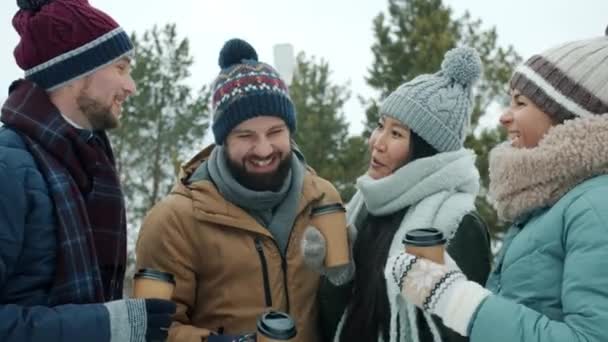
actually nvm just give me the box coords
[489,115,608,223]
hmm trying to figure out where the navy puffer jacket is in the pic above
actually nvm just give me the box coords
[0,126,110,342]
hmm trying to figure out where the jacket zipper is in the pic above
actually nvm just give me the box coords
[277,203,315,314]
[283,257,290,313]
[277,241,290,314]
[254,237,273,308]
[253,201,316,313]
[254,236,291,313]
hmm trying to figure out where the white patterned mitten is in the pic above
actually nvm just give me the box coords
[387,251,491,336]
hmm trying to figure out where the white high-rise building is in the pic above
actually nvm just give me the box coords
[273,43,295,86]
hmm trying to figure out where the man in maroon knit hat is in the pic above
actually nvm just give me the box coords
[0,1,175,341]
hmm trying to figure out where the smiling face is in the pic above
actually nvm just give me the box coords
[224,115,292,191]
[499,89,555,149]
[76,57,136,130]
[367,115,412,179]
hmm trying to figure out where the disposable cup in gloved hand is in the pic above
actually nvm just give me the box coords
[133,268,176,300]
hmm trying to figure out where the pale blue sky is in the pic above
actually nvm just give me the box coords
[1,0,607,134]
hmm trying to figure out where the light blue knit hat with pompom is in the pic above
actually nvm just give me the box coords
[380,47,482,152]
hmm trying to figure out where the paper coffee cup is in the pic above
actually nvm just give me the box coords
[133,268,176,300]
[256,311,297,342]
[310,203,350,268]
[402,228,446,264]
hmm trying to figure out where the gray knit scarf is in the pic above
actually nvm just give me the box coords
[206,146,305,254]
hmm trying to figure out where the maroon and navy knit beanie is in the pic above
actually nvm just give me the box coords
[12,0,134,91]
[211,38,296,145]
[510,29,608,122]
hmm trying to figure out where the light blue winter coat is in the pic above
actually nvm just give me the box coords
[470,174,608,341]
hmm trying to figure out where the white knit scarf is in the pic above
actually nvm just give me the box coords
[334,149,480,342]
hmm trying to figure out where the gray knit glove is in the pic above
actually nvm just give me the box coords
[301,224,357,285]
[104,298,176,342]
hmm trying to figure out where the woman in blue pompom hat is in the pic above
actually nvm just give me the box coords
[301,47,492,342]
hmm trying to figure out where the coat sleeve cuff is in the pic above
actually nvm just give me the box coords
[440,280,491,336]
[104,299,147,342]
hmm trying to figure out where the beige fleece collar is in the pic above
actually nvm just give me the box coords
[489,115,608,222]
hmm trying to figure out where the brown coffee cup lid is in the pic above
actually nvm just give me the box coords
[134,268,176,285]
[257,311,297,340]
[402,228,446,247]
[311,203,345,216]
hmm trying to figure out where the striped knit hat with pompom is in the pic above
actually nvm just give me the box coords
[211,38,296,145]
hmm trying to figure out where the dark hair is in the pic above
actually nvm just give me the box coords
[549,113,574,126]
[340,210,404,342]
[409,131,439,161]
[339,132,438,341]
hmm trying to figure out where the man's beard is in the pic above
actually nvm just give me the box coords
[76,88,118,130]
[227,151,293,192]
